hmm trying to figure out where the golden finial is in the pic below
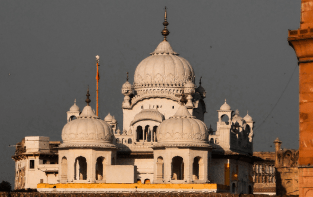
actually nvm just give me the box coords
[161,6,170,41]
[86,85,91,106]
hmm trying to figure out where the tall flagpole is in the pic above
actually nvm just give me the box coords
[95,55,100,116]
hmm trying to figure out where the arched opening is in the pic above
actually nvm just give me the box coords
[156,157,164,180]
[74,156,87,180]
[69,116,77,121]
[95,157,105,181]
[128,138,132,144]
[210,138,214,144]
[144,179,150,184]
[144,125,150,142]
[248,185,252,194]
[61,157,67,181]
[137,126,143,141]
[153,126,158,142]
[171,156,184,180]
[193,157,203,180]
[232,183,236,193]
[221,114,229,125]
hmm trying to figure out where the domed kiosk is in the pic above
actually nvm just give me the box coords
[153,104,212,184]
[58,89,116,183]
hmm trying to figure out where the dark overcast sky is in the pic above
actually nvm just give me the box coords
[0,1,301,184]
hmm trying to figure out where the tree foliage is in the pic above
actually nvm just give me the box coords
[0,181,11,192]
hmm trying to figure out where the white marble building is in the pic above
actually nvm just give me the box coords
[12,9,255,194]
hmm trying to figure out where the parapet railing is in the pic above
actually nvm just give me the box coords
[288,27,313,38]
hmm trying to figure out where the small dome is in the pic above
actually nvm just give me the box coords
[156,105,209,147]
[69,99,80,112]
[61,105,114,148]
[244,112,253,122]
[131,109,165,125]
[184,80,195,95]
[133,40,195,89]
[220,99,231,111]
[232,109,243,124]
[196,85,206,98]
[122,81,132,96]
[104,113,113,122]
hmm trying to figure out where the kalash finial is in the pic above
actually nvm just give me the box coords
[126,72,129,81]
[85,85,91,106]
[161,6,170,41]
[199,76,202,86]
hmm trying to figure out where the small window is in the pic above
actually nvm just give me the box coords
[43,160,47,164]
[157,105,159,108]
[172,106,174,109]
[30,160,35,169]
[141,106,143,109]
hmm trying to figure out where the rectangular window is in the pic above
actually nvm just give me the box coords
[30,160,35,169]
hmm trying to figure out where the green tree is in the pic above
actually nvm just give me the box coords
[0,181,11,192]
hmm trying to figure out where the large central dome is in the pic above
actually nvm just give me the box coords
[133,40,195,91]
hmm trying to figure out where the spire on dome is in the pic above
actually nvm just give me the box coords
[161,7,170,41]
[126,72,129,81]
[85,86,91,106]
[199,76,202,86]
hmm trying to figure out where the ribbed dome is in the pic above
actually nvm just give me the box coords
[156,105,208,146]
[220,99,231,111]
[61,105,114,148]
[133,40,195,89]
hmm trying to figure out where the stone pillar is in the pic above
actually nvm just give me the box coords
[164,153,171,182]
[289,2,313,195]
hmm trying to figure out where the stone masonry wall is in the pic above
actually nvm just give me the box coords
[0,192,299,197]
